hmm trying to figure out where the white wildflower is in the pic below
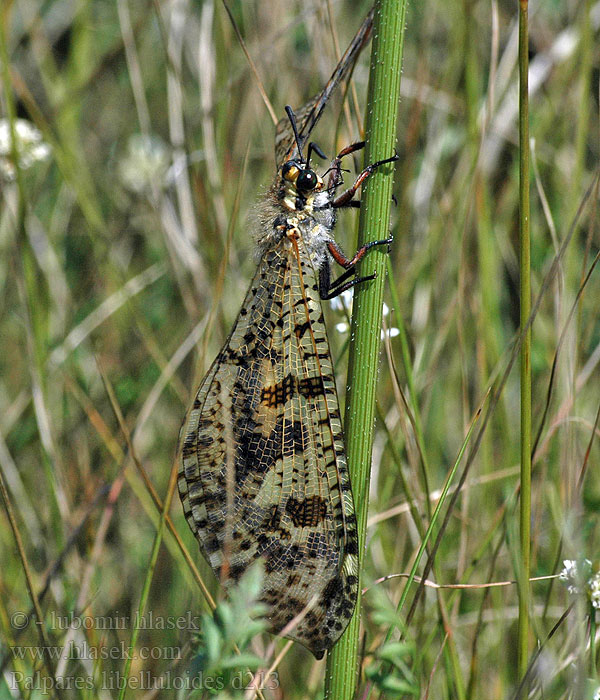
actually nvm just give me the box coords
[329,288,354,311]
[559,559,598,604]
[559,559,580,594]
[593,686,600,700]
[331,288,399,338]
[0,118,51,181]
[118,134,169,193]
[589,573,600,610]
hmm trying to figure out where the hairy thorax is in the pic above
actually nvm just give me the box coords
[254,174,337,269]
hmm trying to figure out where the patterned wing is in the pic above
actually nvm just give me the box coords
[178,239,358,659]
[274,7,374,167]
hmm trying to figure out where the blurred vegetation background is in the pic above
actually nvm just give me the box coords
[1,0,599,698]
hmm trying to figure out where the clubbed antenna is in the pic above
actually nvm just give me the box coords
[285,105,305,162]
[306,141,327,168]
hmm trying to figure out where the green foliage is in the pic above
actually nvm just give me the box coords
[187,566,268,698]
[365,641,419,698]
[0,1,599,698]
[365,588,419,696]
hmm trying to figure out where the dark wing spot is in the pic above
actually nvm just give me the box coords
[282,419,306,457]
[294,320,311,339]
[260,373,297,407]
[285,495,328,528]
[298,375,326,400]
[322,575,344,608]
[235,418,283,480]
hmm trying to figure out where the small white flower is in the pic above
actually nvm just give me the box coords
[589,574,600,610]
[593,686,600,700]
[559,559,584,594]
[330,289,399,338]
[0,118,51,181]
[329,288,354,311]
[559,559,597,601]
[382,327,400,340]
[559,559,579,592]
[118,133,169,193]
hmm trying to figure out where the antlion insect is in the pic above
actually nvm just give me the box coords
[178,7,397,659]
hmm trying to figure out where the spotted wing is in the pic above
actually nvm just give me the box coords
[274,7,374,168]
[178,240,358,659]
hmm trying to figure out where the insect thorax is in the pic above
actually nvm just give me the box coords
[254,175,337,269]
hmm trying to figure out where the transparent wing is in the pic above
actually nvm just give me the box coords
[178,241,358,658]
[274,7,374,167]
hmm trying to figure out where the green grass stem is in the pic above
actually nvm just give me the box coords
[517,0,532,685]
[385,263,467,700]
[324,2,407,697]
[117,458,177,700]
[387,401,482,630]
[386,261,432,514]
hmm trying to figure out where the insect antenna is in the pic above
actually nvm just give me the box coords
[306,141,327,168]
[284,105,306,163]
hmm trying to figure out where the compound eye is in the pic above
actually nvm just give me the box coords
[296,168,318,192]
[281,160,300,181]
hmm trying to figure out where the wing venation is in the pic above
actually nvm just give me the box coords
[178,241,358,658]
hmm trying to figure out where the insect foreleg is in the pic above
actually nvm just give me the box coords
[327,141,366,189]
[332,151,399,208]
[335,141,367,159]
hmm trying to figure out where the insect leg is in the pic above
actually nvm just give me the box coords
[336,141,366,159]
[319,257,377,300]
[321,274,379,300]
[328,236,393,269]
[327,141,366,189]
[331,152,399,208]
[319,235,393,300]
